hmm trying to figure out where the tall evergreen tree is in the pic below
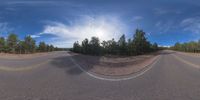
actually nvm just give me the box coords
[49,45,54,52]
[132,29,150,55]
[82,38,89,54]
[127,38,135,56]
[0,37,5,52]
[38,42,46,52]
[152,43,158,51]
[118,34,127,55]
[46,44,50,52]
[24,36,36,53]
[73,41,81,53]
[89,37,101,55]
[16,40,26,54]
[7,33,18,53]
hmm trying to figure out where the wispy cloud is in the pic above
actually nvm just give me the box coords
[181,17,200,34]
[5,7,16,11]
[154,8,182,15]
[4,1,55,5]
[37,15,127,47]
[131,16,143,21]
[155,21,175,33]
[0,22,13,34]
[3,0,83,8]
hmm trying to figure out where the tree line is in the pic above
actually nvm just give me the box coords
[0,33,59,54]
[171,40,200,53]
[72,29,159,56]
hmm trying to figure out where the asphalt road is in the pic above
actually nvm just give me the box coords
[0,50,200,100]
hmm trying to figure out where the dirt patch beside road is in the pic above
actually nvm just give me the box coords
[0,52,55,59]
[177,51,200,57]
[69,52,159,76]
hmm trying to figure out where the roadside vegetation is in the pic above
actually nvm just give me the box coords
[72,29,159,56]
[171,40,200,53]
[0,33,60,54]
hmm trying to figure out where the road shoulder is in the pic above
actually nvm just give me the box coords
[68,52,160,80]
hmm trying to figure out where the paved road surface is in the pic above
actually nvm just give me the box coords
[0,51,199,100]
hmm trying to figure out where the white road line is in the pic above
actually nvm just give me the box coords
[68,53,161,81]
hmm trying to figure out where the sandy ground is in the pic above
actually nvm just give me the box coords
[0,52,55,59]
[69,52,158,76]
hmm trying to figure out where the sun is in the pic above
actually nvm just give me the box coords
[94,27,106,40]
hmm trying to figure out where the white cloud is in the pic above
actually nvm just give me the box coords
[30,34,40,38]
[47,38,74,48]
[181,17,200,34]
[159,45,171,48]
[39,15,127,47]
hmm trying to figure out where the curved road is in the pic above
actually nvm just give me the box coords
[0,51,200,100]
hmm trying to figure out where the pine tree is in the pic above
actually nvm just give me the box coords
[38,42,46,52]
[0,37,5,53]
[24,36,36,53]
[7,33,18,53]
[133,29,150,55]
[118,34,127,55]
[82,38,89,54]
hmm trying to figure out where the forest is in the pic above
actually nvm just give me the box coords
[0,33,60,54]
[171,41,200,53]
[72,29,159,56]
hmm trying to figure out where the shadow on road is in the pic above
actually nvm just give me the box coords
[50,53,100,75]
[50,50,173,76]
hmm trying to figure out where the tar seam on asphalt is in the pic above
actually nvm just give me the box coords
[0,60,51,72]
[173,54,200,69]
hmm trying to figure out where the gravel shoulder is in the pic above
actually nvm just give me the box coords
[69,52,159,76]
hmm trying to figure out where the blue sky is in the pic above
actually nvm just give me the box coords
[1,0,200,47]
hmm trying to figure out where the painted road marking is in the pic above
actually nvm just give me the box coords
[68,53,161,81]
[0,60,51,72]
[173,54,200,69]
